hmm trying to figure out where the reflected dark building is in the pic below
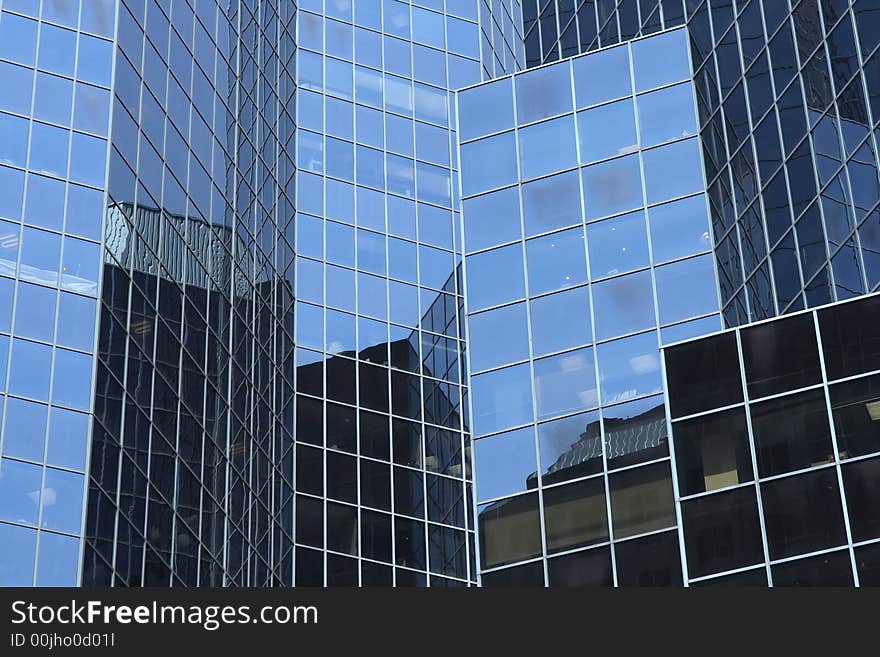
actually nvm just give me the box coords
[665,292,880,586]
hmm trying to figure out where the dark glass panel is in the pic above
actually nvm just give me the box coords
[842,458,880,542]
[546,547,613,587]
[478,493,542,569]
[771,550,854,586]
[741,313,821,399]
[761,468,846,560]
[542,478,608,553]
[819,295,880,380]
[481,561,544,587]
[665,331,743,418]
[615,530,683,587]
[609,462,676,539]
[674,408,753,496]
[682,486,764,579]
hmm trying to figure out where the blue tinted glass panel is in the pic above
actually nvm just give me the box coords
[2,397,47,461]
[660,314,722,344]
[577,99,638,163]
[0,61,33,114]
[0,522,36,585]
[13,282,56,342]
[33,72,73,126]
[573,44,631,108]
[526,228,588,296]
[51,349,93,410]
[38,24,76,76]
[648,194,712,263]
[631,29,691,92]
[458,76,514,141]
[36,531,79,586]
[9,339,52,400]
[466,244,525,310]
[587,210,650,278]
[522,170,582,237]
[461,131,518,196]
[40,468,84,534]
[65,184,102,240]
[0,277,12,330]
[46,407,88,471]
[474,427,537,501]
[598,331,662,405]
[655,254,719,324]
[643,138,704,204]
[534,347,598,420]
[515,60,572,124]
[61,237,100,295]
[468,303,530,372]
[471,363,534,436]
[530,286,592,357]
[637,82,698,147]
[24,174,65,231]
[592,269,656,340]
[518,115,578,180]
[29,122,69,178]
[0,457,42,525]
[0,167,24,220]
[0,112,28,167]
[0,12,38,66]
[582,154,643,220]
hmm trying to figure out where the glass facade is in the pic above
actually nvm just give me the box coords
[521,0,880,329]
[458,28,722,585]
[664,292,880,586]
[0,0,114,587]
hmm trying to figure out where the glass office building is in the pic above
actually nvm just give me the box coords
[458,27,722,585]
[2,0,880,590]
[664,291,880,585]
[520,0,880,328]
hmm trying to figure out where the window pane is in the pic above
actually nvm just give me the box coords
[597,331,662,405]
[582,154,643,220]
[830,374,880,459]
[648,194,712,263]
[463,186,522,253]
[36,532,80,586]
[587,210,649,278]
[609,461,675,540]
[547,547,613,587]
[665,332,743,418]
[530,286,592,357]
[518,115,578,180]
[615,530,683,586]
[0,522,36,585]
[631,28,691,92]
[468,303,529,372]
[577,98,638,163]
[0,61,33,115]
[637,82,698,147]
[52,348,93,410]
[857,543,880,585]
[46,407,88,471]
[674,408,753,496]
[14,282,56,342]
[457,74,514,141]
[478,492,542,568]
[482,561,544,586]
[470,363,534,436]
[689,568,768,586]
[543,478,608,553]
[525,228,587,296]
[9,338,52,400]
[573,44,631,108]
[591,269,655,340]
[474,427,537,502]
[603,394,668,468]
[2,397,48,461]
[654,254,719,324]
[19,227,60,286]
[522,169,582,237]
[741,313,821,399]
[642,138,704,205]
[750,389,833,477]
[515,60,572,124]
[0,12,38,66]
[761,467,846,560]
[24,174,65,231]
[771,550,854,587]
[0,457,42,525]
[819,294,880,380]
[465,243,525,311]
[534,347,598,420]
[460,131,518,196]
[843,457,880,542]
[681,486,764,579]
[538,410,603,484]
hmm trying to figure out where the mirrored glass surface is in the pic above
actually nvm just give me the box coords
[474,427,538,502]
[591,269,655,341]
[534,347,598,420]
